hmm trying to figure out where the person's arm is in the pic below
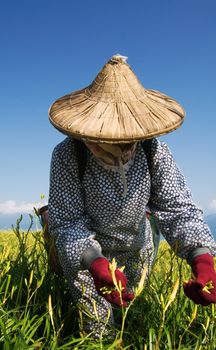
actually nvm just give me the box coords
[49,138,133,305]
[48,138,103,273]
[148,139,216,305]
[148,138,216,261]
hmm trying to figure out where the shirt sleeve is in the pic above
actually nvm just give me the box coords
[48,138,103,273]
[148,139,216,261]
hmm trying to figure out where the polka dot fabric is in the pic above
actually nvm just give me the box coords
[148,141,216,259]
[48,137,216,336]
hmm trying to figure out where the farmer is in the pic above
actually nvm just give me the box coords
[47,54,216,338]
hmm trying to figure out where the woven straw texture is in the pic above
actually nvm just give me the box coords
[49,55,185,143]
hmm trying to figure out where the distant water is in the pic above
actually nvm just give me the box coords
[0,213,41,231]
[205,214,216,240]
[0,213,216,241]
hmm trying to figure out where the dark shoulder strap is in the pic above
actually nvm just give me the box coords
[74,139,87,181]
[142,139,153,178]
[73,138,152,181]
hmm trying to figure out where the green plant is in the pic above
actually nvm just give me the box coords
[0,217,215,349]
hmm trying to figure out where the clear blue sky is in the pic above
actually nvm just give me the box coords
[0,0,216,217]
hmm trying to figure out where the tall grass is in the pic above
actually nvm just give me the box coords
[0,216,215,349]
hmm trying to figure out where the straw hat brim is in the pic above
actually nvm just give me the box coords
[49,56,185,143]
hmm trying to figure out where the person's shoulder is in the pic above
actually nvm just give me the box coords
[52,137,75,161]
[149,138,174,167]
[54,136,74,152]
[143,138,170,155]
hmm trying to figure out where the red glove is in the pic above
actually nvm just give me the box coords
[184,253,216,306]
[89,257,134,307]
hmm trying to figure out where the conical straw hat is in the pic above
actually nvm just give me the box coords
[49,54,185,143]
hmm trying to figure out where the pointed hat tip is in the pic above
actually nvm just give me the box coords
[110,54,128,63]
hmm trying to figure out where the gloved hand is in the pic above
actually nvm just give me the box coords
[89,257,134,307]
[184,253,216,306]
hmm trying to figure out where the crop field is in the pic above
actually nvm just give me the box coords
[0,217,215,349]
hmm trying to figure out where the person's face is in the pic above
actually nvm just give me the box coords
[98,142,136,153]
